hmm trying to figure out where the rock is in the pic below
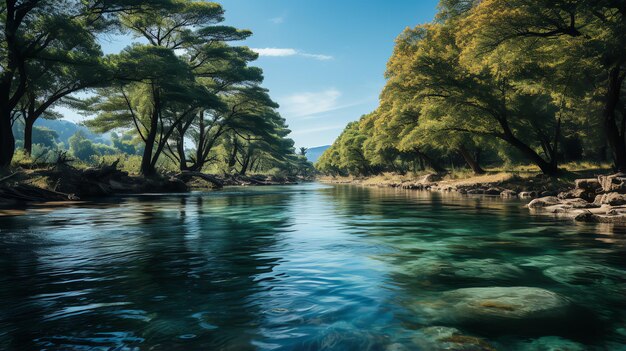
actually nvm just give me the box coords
[414,327,497,351]
[561,198,597,209]
[447,258,523,282]
[574,210,597,222]
[595,192,626,206]
[485,188,501,196]
[558,188,595,202]
[418,287,570,325]
[575,178,601,192]
[528,196,560,209]
[517,336,585,351]
[422,173,442,183]
[467,189,485,195]
[500,190,517,198]
[598,173,626,193]
[540,190,559,197]
[543,264,623,286]
[519,191,537,199]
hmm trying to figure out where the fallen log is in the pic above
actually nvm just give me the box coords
[176,171,224,189]
[0,184,78,203]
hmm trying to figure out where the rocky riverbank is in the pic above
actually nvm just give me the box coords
[528,173,626,223]
[320,172,571,198]
[320,171,626,223]
[0,163,304,207]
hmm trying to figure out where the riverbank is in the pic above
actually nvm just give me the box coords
[0,163,305,207]
[319,169,626,224]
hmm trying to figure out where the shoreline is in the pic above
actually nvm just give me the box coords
[0,164,309,209]
[319,172,626,224]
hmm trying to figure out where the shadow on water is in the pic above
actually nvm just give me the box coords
[0,183,625,350]
[0,189,296,350]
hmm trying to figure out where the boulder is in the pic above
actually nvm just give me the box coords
[528,196,560,209]
[422,173,442,183]
[575,178,601,192]
[598,173,626,193]
[485,188,501,196]
[594,192,626,206]
[413,326,497,351]
[561,198,597,209]
[540,190,559,197]
[500,190,517,198]
[519,191,537,199]
[558,188,595,202]
[516,336,585,351]
[421,287,570,324]
[574,210,597,222]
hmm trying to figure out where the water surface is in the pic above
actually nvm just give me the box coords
[0,184,624,350]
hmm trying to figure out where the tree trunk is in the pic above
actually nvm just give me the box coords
[501,132,558,175]
[0,109,15,168]
[458,145,485,175]
[141,86,161,177]
[23,117,35,156]
[604,66,626,172]
[177,131,188,172]
[141,110,159,177]
[228,137,238,168]
[414,148,447,173]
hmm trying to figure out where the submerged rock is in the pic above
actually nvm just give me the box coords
[442,287,569,320]
[448,259,524,282]
[411,326,497,351]
[516,336,585,351]
[414,287,570,329]
[500,190,517,198]
[543,264,624,286]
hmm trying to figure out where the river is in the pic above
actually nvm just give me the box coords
[0,183,624,350]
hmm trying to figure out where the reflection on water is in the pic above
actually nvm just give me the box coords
[0,184,624,350]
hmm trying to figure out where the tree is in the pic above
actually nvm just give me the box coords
[69,130,97,161]
[458,0,626,171]
[0,0,168,168]
[385,23,562,175]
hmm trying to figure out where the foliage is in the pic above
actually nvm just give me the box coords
[318,0,623,177]
[1,0,312,177]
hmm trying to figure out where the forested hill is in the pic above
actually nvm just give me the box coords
[317,0,625,177]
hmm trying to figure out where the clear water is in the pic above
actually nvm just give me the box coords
[0,183,624,351]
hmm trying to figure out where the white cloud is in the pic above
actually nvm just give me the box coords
[280,89,342,118]
[252,48,298,57]
[251,48,333,61]
[270,16,284,24]
[301,53,334,61]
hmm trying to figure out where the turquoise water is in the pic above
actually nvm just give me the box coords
[0,183,624,350]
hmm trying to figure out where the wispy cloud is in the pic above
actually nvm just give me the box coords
[252,48,333,61]
[280,89,342,118]
[269,16,284,24]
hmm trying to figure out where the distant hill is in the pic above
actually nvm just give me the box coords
[306,145,330,164]
[35,119,107,146]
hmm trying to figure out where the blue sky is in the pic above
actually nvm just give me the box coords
[92,0,440,148]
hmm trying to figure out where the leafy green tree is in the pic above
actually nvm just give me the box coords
[69,130,97,161]
[459,0,626,170]
[0,0,167,168]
